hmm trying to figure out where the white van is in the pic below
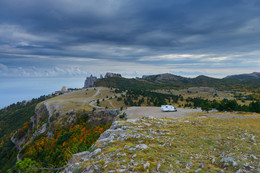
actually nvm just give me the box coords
[161,105,177,112]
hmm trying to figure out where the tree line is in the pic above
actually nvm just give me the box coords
[185,97,260,113]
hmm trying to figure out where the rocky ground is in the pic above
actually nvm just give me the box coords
[64,116,260,173]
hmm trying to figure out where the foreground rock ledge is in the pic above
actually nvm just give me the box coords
[63,117,260,172]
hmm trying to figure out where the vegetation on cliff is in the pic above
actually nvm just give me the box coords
[18,116,111,172]
[0,95,52,172]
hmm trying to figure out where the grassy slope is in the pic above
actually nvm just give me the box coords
[43,87,119,113]
[80,116,260,172]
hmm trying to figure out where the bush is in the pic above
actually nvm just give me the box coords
[119,112,127,119]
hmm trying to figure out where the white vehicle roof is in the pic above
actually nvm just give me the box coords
[161,105,175,107]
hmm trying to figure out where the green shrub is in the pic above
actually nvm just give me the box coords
[119,112,127,119]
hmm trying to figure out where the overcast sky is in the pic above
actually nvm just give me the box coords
[0,0,260,78]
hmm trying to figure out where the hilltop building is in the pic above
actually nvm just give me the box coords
[61,86,66,91]
[55,86,71,95]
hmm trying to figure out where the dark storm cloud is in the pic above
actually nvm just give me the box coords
[0,0,260,77]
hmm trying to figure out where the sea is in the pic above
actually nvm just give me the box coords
[0,77,85,109]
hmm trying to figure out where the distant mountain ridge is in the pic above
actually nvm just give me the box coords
[95,72,260,90]
[225,72,260,80]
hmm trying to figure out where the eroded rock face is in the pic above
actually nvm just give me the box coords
[84,75,98,88]
[33,102,49,129]
[11,103,50,153]
[11,130,30,151]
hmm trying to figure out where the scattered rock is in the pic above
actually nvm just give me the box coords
[232,161,238,167]
[250,154,258,160]
[143,123,152,126]
[186,161,193,169]
[69,151,89,164]
[199,163,205,168]
[220,157,238,167]
[236,169,243,173]
[143,161,150,169]
[220,157,234,163]
[136,144,148,150]
[211,157,216,164]
[195,168,202,173]
[94,165,100,170]
[117,169,126,172]
[199,116,207,118]
[157,163,161,171]
[93,148,101,155]
[86,165,93,171]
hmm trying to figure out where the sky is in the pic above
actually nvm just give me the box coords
[0,0,260,107]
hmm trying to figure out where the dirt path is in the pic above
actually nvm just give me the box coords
[91,88,101,99]
[88,88,103,108]
[108,100,114,108]
[88,89,121,109]
[124,107,202,119]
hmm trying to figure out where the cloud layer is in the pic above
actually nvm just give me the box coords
[0,0,260,78]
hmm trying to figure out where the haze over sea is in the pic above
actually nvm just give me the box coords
[0,77,84,109]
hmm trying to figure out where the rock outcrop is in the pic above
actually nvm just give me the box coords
[84,75,98,88]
